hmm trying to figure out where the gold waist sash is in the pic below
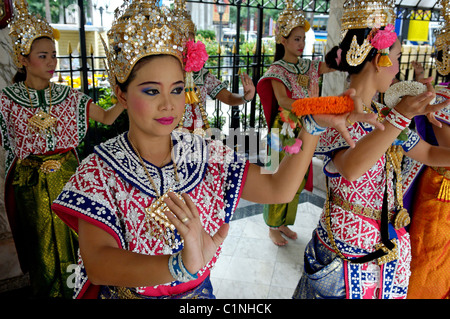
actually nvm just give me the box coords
[17,151,72,174]
[331,192,395,222]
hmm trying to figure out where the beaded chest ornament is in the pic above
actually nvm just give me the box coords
[25,83,58,138]
[129,137,185,249]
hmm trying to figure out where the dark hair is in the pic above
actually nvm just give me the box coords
[325,27,394,75]
[13,67,27,83]
[274,43,285,62]
[116,54,182,92]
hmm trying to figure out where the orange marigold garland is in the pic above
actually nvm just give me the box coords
[291,96,354,117]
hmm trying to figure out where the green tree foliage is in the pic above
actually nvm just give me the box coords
[27,0,91,24]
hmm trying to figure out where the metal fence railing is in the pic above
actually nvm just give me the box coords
[53,43,449,160]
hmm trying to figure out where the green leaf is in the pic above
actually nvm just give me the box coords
[284,137,297,146]
[397,129,408,141]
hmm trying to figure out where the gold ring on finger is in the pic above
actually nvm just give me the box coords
[346,116,354,126]
[181,217,189,224]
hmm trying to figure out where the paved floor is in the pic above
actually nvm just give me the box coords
[210,200,322,299]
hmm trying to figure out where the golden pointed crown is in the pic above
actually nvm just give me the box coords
[102,0,188,87]
[341,0,396,31]
[275,0,311,44]
[9,0,55,69]
[436,0,450,75]
[173,0,196,36]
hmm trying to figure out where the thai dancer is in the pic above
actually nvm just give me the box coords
[0,0,124,298]
[293,0,450,299]
[173,0,255,135]
[257,0,335,246]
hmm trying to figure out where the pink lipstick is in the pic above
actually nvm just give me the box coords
[155,117,175,125]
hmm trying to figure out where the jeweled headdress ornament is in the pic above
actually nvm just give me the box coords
[9,0,56,68]
[341,0,397,67]
[102,0,187,88]
[173,0,197,36]
[436,0,450,75]
[275,0,311,44]
[341,0,396,31]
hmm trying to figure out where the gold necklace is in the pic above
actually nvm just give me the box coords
[362,101,385,122]
[129,136,184,249]
[26,82,58,136]
[363,101,410,229]
[385,145,410,229]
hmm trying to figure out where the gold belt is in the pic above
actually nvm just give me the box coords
[331,193,395,222]
[17,151,72,174]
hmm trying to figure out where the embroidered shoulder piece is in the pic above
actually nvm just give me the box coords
[259,58,315,92]
[94,131,208,197]
[194,68,228,99]
[2,82,70,107]
[273,58,313,75]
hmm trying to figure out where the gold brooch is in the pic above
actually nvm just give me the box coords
[40,159,62,174]
[145,190,186,249]
[297,74,309,87]
[393,208,410,230]
[28,110,57,136]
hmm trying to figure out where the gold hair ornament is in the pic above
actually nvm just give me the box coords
[342,0,397,67]
[101,0,188,88]
[341,0,396,31]
[172,0,197,36]
[275,0,310,44]
[9,0,57,68]
[346,36,373,66]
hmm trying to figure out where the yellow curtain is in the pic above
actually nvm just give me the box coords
[407,10,431,42]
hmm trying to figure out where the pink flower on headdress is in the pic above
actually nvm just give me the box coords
[183,39,209,72]
[370,24,397,50]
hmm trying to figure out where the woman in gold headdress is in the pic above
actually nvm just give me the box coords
[405,1,450,299]
[50,0,381,299]
[293,0,450,299]
[256,0,336,246]
[0,0,124,298]
[173,0,255,136]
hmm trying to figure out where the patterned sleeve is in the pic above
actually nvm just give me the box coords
[0,92,10,148]
[51,154,127,249]
[72,89,93,143]
[259,64,292,92]
[205,139,250,222]
[315,123,421,177]
[204,71,229,99]
[315,122,375,177]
